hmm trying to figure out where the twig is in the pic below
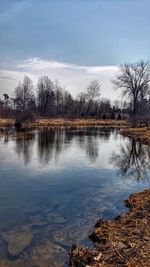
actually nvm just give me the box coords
[109,238,124,260]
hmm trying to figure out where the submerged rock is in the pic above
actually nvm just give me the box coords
[27,211,48,227]
[22,240,67,267]
[47,212,67,224]
[3,225,33,256]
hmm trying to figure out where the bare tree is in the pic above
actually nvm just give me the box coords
[77,92,88,117]
[14,76,35,123]
[2,75,137,120]
[37,76,55,116]
[54,80,64,116]
[113,60,150,115]
[87,80,101,101]
[86,80,101,116]
[2,94,10,117]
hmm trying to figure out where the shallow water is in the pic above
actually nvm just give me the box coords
[0,127,150,266]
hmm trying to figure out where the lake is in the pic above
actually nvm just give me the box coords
[0,127,150,267]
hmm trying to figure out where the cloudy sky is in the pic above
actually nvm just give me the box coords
[0,0,150,101]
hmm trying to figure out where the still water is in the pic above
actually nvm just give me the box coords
[0,127,150,266]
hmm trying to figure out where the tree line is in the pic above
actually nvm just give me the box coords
[0,77,122,121]
[0,59,150,122]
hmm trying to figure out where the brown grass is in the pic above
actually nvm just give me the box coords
[0,118,14,127]
[33,118,128,127]
[122,127,150,146]
[0,118,128,128]
[70,126,150,266]
[70,189,150,267]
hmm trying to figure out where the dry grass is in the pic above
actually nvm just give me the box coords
[33,118,128,127]
[70,124,150,266]
[0,118,128,128]
[70,126,150,266]
[0,118,14,127]
[70,189,150,267]
[122,127,150,146]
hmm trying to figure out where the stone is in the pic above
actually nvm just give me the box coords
[47,212,67,224]
[28,212,48,227]
[3,226,33,256]
[24,241,67,267]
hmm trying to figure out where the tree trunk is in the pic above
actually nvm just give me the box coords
[133,97,138,115]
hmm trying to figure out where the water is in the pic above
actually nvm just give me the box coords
[0,127,150,267]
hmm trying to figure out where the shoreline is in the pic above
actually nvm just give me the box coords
[70,127,150,267]
[121,127,150,146]
[0,118,128,128]
[70,188,150,267]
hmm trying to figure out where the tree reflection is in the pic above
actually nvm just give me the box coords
[98,128,112,140]
[0,128,9,143]
[38,129,55,164]
[84,128,112,162]
[1,127,115,165]
[15,132,35,164]
[63,128,100,162]
[37,128,73,164]
[85,135,99,162]
[111,139,150,181]
[67,127,112,163]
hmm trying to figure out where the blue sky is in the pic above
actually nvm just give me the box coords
[0,0,150,100]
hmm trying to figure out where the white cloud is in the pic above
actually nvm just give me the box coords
[0,58,120,101]
[85,66,118,74]
[17,57,118,74]
[17,58,72,70]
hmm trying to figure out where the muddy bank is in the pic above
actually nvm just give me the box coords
[121,127,150,146]
[0,118,128,128]
[70,189,150,267]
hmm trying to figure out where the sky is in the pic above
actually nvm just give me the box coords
[0,0,150,101]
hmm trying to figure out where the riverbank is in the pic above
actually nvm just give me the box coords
[0,118,128,128]
[70,188,150,267]
[121,127,150,146]
[0,118,15,127]
[33,118,128,127]
[70,127,150,266]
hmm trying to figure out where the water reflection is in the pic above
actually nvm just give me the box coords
[38,129,56,164]
[0,127,150,267]
[111,139,150,181]
[1,128,150,181]
[16,132,35,164]
[85,135,99,162]
[0,127,114,165]
[0,127,11,143]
